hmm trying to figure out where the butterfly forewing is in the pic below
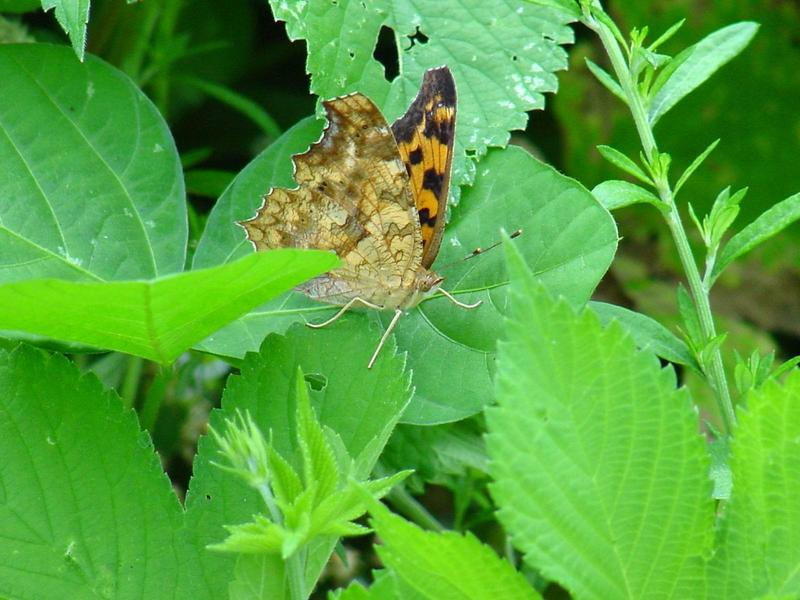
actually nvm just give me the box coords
[391,66,457,269]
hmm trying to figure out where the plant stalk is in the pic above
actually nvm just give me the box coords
[587,6,737,433]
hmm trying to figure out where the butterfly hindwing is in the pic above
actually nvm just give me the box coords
[391,67,457,269]
[241,93,423,306]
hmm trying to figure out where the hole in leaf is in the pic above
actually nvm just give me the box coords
[373,26,399,79]
[304,372,328,391]
[408,26,429,47]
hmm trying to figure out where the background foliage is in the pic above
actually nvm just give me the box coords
[1,0,798,598]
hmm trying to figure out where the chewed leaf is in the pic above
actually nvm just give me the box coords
[270,0,575,190]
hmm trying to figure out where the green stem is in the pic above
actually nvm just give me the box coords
[587,6,736,433]
[387,485,446,532]
[120,356,143,409]
[256,480,306,598]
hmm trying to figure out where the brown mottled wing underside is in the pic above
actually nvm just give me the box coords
[391,66,457,269]
[240,94,423,306]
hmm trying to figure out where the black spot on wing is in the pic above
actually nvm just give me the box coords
[408,147,423,164]
[418,207,437,226]
[423,113,453,144]
[422,168,443,198]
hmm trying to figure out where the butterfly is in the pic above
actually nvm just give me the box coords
[241,66,479,368]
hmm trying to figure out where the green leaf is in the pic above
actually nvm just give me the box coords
[368,499,540,599]
[0,250,337,362]
[0,345,192,597]
[182,319,412,598]
[674,139,720,196]
[195,141,617,424]
[229,555,286,600]
[270,0,574,190]
[706,370,800,597]
[487,241,713,598]
[710,192,800,285]
[0,44,186,283]
[596,145,654,185]
[589,301,699,370]
[648,18,686,52]
[648,22,759,125]
[295,367,340,505]
[592,179,661,210]
[40,0,89,60]
[584,58,626,103]
[589,4,627,48]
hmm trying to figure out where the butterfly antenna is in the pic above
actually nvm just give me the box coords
[464,228,522,261]
[438,228,523,270]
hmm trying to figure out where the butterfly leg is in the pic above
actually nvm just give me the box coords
[367,308,403,369]
[438,287,482,310]
[307,297,383,329]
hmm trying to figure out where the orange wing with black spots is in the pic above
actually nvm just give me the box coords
[391,66,457,269]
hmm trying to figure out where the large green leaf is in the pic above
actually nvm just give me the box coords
[704,371,800,598]
[0,345,194,598]
[269,0,574,189]
[194,140,617,424]
[0,250,336,363]
[182,319,412,599]
[0,44,186,283]
[486,241,714,598]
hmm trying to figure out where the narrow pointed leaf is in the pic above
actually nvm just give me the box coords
[674,139,720,196]
[648,19,686,52]
[597,145,654,185]
[592,180,660,210]
[487,242,713,598]
[585,58,627,103]
[710,192,800,285]
[648,22,759,125]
